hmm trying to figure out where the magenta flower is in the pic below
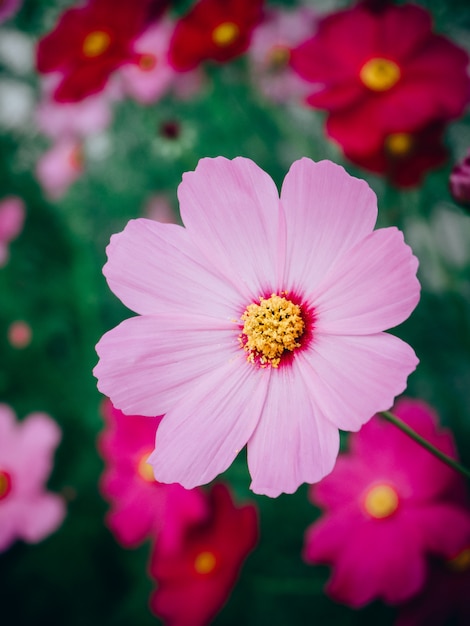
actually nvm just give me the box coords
[0,404,65,552]
[450,149,470,208]
[98,399,208,550]
[304,398,470,607]
[94,157,420,497]
[0,196,25,267]
[0,0,21,24]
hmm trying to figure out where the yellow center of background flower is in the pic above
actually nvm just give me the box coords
[385,132,413,156]
[360,58,401,91]
[137,451,155,482]
[268,45,291,69]
[82,30,111,58]
[0,470,11,500]
[212,22,240,47]
[139,54,157,72]
[241,294,305,368]
[194,551,217,574]
[364,484,399,518]
[448,547,470,572]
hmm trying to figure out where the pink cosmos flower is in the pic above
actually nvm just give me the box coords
[149,483,258,626]
[36,138,84,199]
[248,7,316,103]
[94,157,420,497]
[0,404,65,551]
[98,399,208,550]
[0,196,25,267]
[303,398,470,607]
[0,0,21,24]
[7,320,32,349]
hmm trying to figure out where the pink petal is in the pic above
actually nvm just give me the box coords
[148,358,270,489]
[18,493,66,543]
[0,503,18,552]
[178,157,283,299]
[15,413,61,490]
[300,332,418,432]
[104,218,242,317]
[94,314,240,416]
[247,360,339,496]
[279,159,377,293]
[312,227,420,335]
[304,510,364,564]
[310,455,373,510]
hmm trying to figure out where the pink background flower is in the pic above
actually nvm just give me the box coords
[35,138,84,199]
[0,0,22,24]
[0,404,65,552]
[0,196,25,267]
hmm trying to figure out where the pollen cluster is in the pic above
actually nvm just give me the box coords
[240,294,305,368]
[359,57,401,92]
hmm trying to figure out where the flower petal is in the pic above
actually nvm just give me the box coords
[18,494,66,543]
[104,218,241,318]
[280,159,377,292]
[247,360,339,497]
[148,359,270,489]
[300,332,418,432]
[312,227,420,334]
[178,156,284,298]
[94,314,240,417]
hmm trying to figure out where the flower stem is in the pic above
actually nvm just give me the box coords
[380,411,470,480]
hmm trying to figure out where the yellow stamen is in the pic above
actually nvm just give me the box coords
[385,132,413,157]
[212,22,240,47]
[363,484,399,519]
[139,54,157,72]
[448,548,470,572]
[82,30,111,58]
[0,470,11,501]
[268,45,291,69]
[360,58,401,92]
[241,294,305,368]
[137,452,155,482]
[194,551,217,574]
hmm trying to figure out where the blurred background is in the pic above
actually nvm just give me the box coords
[1,0,470,624]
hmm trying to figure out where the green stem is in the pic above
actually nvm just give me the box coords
[380,411,470,480]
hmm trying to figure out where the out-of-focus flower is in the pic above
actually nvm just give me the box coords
[149,483,258,626]
[343,122,448,187]
[290,3,470,157]
[168,0,264,71]
[36,75,113,139]
[0,196,25,267]
[0,0,21,24]
[98,399,208,550]
[0,78,34,130]
[0,404,65,552]
[450,150,470,208]
[0,29,34,75]
[249,7,316,103]
[396,548,470,626]
[36,0,167,102]
[94,157,420,497]
[36,139,84,199]
[7,320,32,349]
[304,398,470,607]
[144,194,177,224]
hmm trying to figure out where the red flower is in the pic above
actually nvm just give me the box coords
[342,122,448,188]
[168,0,264,71]
[290,3,470,156]
[149,483,258,626]
[36,0,168,102]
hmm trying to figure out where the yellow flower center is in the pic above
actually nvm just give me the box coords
[448,548,470,572]
[268,45,291,69]
[138,53,157,72]
[82,30,111,58]
[0,470,12,501]
[194,550,217,574]
[363,484,399,519]
[240,294,305,368]
[212,21,240,47]
[137,451,155,482]
[360,58,401,92]
[385,132,413,157]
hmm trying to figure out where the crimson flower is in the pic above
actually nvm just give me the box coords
[98,399,208,551]
[168,0,264,71]
[36,0,168,102]
[149,483,258,626]
[450,150,470,208]
[290,3,470,157]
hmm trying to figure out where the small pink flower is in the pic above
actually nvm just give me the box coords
[249,7,316,103]
[0,0,21,24]
[303,398,470,607]
[149,483,258,626]
[0,196,25,267]
[98,399,208,550]
[450,149,470,208]
[0,404,65,552]
[36,139,84,199]
[7,320,32,348]
[94,157,420,497]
